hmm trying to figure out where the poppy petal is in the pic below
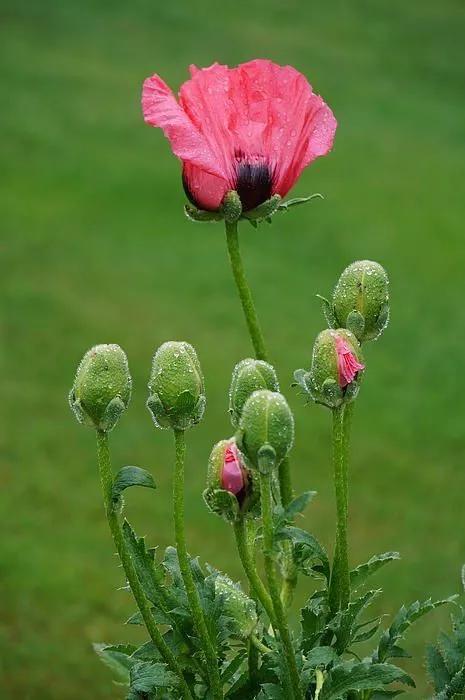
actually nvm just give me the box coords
[142,74,227,181]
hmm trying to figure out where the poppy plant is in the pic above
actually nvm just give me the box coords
[142,59,337,212]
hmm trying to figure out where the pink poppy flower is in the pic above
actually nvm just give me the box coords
[142,60,337,212]
[335,336,365,388]
[221,443,246,496]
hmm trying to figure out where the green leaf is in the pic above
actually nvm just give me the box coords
[330,589,381,653]
[129,660,179,693]
[374,596,458,663]
[275,525,330,581]
[301,591,331,651]
[426,644,451,693]
[319,661,414,699]
[278,193,324,211]
[221,650,247,683]
[316,294,337,328]
[112,466,156,503]
[350,552,401,589]
[93,643,136,684]
[281,491,317,522]
[436,666,465,699]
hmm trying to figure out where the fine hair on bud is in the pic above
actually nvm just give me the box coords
[236,389,294,470]
[147,340,206,431]
[69,343,132,432]
[332,260,390,343]
[229,358,279,428]
[297,328,365,409]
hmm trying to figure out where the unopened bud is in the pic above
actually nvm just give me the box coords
[147,341,205,431]
[69,344,131,432]
[229,358,279,428]
[295,329,364,409]
[203,439,258,522]
[332,260,389,342]
[237,390,294,472]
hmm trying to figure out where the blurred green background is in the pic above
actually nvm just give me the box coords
[2,0,465,697]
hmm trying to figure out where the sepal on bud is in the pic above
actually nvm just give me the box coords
[296,329,365,409]
[147,341,205,431]
[323,260,390,343]
[229,358,279,429]
[236,390,294,470]
[203,439,258,522]
[69,344,131,432]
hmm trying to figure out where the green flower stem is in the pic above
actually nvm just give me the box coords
[260,470,303,700]
[225,220,268,362]
[328,406,351,612]
[224,219,297,604]
[279,456,297,610]
[95,431,193,700]
[172,429,223,700]
[233,518,277,628]
[250,635,272,655]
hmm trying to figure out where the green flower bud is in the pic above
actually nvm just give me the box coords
[215,574,258,639]
[295,329,365,409]
[229,358,279,428]
[69,344,131,432]
[237,390,294,473]
[203,438,259,522]
[332,260,389,342]
[147,341,205,431]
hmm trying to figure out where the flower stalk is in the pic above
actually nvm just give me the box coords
[233,517,277,627]
[96,430,193,700]
[259,465,303,700]
[172,429,223,699]
[328,405,351,612]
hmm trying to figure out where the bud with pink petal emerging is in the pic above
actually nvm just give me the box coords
[203,439,258,522]
[294,329,365,409]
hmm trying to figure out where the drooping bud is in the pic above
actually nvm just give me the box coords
[294,329,365,409]
[69,344,132,432]
[237,390,294,473]
[229,358,279,428]
[331,260,389,343]
[147,341,205,431]
[203,439,258,522]
[215,574,258,639]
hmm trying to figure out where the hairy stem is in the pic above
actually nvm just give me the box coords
[328,405,351,612]
[233,518,277,627]
[96,431,193,700]
[224,219,296,604]
[260,470,303,700]
[225,220,268,361]
[172,429,223,699]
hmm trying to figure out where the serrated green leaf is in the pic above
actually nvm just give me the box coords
[319,661,414,699]
[374,596,457,663]
[426,644,451,693]
[301,591,330,651]
[93,643,136,684]
[129,660,179,693]
[275,525,330,581]
[350,552,401,589]
[122,520,170,612]
[221,650,247,683]
[112,466,156,503]
[280,491,317,523]
[436,666,465,699]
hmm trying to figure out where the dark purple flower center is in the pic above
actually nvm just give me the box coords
[234,155,273,212]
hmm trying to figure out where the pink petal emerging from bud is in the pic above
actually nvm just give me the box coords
[335,336,365,388]
[221,443,245,495]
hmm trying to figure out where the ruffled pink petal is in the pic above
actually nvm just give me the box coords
[336,336,365,388]
[142,74,228,181]
[179,63,237,186]
[221,444,245,495]
[183,163,228,211]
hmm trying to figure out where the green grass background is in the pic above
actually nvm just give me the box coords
[2,0,465,697]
